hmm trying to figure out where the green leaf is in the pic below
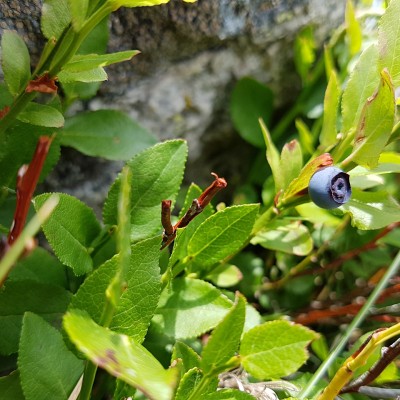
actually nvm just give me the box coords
[280,140,303,191]
[342,45,379,135]
[57,66,108,83]
[152,277,232,339]
[63,50,140,72]
[8,247,68,288]
[378,0,400,87]
[341,188,400,230]
[70,237,160,342]
[103,140,187,242]
[174,368,204,400]
[205,390,256,399]
[172,342,201,374]
[251,220,313,256]
[0,124,61,187]
[240,320,318,380]
[295,119,314,155]
[0,371,24,400]
[201,294,245,374]
[64,310,178,400]
[33,193,101,275]
[41,0,71,39]
[109,0,169,8]
[167,184,214,269]
[17,103,64,128]
[0,281,71,355]
[294,26,316,83]
[69,0,88,31]
[345,0,362,56]
[18,313,84,400]
[230,78,274,148]
[1,31,31,96]
[320,71,340,149]
[186,205,259,271]
[61,110,155,160]
[207,263,243,288]
[350,69,395,169]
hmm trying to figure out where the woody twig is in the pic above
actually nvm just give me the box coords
[160,172,227,249]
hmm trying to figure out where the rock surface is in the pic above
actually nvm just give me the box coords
[0,0,345,213]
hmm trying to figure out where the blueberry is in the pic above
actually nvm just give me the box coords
[308,166,351,209]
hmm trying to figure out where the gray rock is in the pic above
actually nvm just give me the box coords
[0,0,345,213]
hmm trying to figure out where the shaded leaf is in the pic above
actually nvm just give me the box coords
[41,0,71,40]
[240,320,318,380]
[201,293,245,374]
[18,313,83,400]
[0,371,24,400]
[152,277,232,339]
[61,110,155,160]
[33,193,101,275]
[64,310,178,400]
[341,188,400,230]
[103,140,187,242]
[230,78,274,148]
[1,31,31,96]
[205,390,256,399]
[17,103,64,128]
[187,205,259,271]
[0,281,71,355]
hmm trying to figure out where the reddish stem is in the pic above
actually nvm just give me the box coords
[7,135,54,245]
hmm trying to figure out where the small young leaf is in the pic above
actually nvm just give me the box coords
[0,371,24,400]
[341,45,379,135]
[294,26,316,83]
[280,140,303,191]
[57,66,108,83]
[295,119,314,155]
[201,293,246,374]
[1,31,31,96]
[152,277,232,339]
[18,313,84,400]
[61,110,155,161]
[64,310,178,400]
[62,50,140,72]
[172,342,201,374]
[251,220,313,256]
[0,281,71,355]
[103,140,187,242]
[345,0,362,56]
[70,237,161,343]
[205,390,256,399]
[33,193,101,275]
[230,78,274,148]
[41,0,71,40]
[17,103,64,128]
[187,204,259,272]
[240,320,318,380]
[174,368,204,400]
[341,188,400,230]
[351,69,395,169]
[320,71,340,149]
[69,0,88,31]
[378,0,400,87]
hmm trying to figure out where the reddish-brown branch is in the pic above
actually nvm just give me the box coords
[160,172,227,249]
[7,135,54,245]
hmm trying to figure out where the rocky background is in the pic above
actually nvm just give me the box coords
[1,0,345,213]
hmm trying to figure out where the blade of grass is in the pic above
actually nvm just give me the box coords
[299,249,400,399]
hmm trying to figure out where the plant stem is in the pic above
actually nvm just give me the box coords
[299,249,400,399]
[0,195,59,286]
